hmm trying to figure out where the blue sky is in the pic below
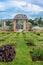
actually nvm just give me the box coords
[0,0,43,19]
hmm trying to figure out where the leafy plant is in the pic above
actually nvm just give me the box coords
[32,47,43,58]
[0,24,2,27]
[6,21,11,26]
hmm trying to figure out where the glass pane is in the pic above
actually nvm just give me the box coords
[16,20,23,29]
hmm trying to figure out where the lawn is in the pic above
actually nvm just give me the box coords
[0,32,43,65]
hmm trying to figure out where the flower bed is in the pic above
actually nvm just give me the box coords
[30,47,43,61]
[0,44,16,62]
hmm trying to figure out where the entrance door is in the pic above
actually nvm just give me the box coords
[19,24,23,32]
[16,20,23,32]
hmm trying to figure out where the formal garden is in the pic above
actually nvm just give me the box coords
[0,31,43,65]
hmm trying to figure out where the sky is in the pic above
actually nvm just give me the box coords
[0,0,43,19]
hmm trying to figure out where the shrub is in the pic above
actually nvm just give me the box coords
[34,30,42,35]
[0,24,2,27]
[32,47,43,58]
[0,44,16,62]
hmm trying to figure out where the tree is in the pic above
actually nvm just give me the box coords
[37,17,42,27]
[28,19,34,25]
[0,24,2,27]
[34,18,38,25]
[28,17,43,27]
[6,21,11,26]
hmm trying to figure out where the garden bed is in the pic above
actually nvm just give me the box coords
[26,42,35,46]
[0,39,5,42]
[0,44,16,62]
[30,52,43,61]
[30,47,43,61]
[25,39,35,46]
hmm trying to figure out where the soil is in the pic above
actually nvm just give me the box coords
[38,39,43,41]
[26,42,35,46]
[30,52,43,61]
[14,37,17,38]
[25,39,28,41]
[0,39,5,42]
[37,33,40,36]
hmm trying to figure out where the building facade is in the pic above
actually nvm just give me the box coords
[13,14,29,32]
[0,14,32,32]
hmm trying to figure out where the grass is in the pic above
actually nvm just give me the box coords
[0,32,43,65]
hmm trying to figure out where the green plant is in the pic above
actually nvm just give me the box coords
[6,21,11,26]
[32,47,43,58]
[0,24,2,27]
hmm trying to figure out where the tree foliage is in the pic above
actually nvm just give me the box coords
[28,17,43,26]
[0,24,2,27]
[6,21,11,26]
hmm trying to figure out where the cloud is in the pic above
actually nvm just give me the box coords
[0,0,43,19]
[7,0,43,14]
[0,0,43,13]
[26,3,43,13]
[8,0,26,9]
[0,2,5,11]
[34,0,43,4]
